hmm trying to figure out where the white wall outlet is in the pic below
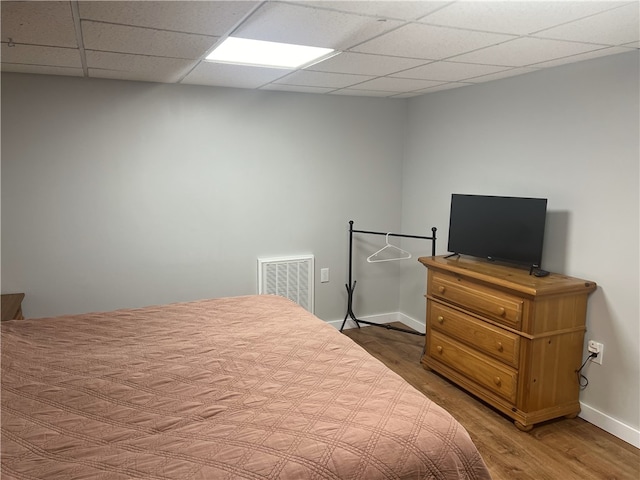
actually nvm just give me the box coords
[320,268,329,283]
[588,340,604,365]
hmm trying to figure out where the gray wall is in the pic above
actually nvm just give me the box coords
[400,51,639,441]
[1,74,407,321]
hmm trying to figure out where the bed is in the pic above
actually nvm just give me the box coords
[1,294,491,479]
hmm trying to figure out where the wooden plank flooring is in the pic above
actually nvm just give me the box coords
[342,322,640,480]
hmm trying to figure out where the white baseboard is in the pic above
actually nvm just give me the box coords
[579,402,640,448]
[327,312,425,334]
[327,312,639,449]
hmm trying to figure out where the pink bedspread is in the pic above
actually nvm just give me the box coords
[2,295,491,479]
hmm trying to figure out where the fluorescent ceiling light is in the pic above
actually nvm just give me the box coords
[205,37,337,69]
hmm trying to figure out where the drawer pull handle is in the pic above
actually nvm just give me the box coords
[436,346,443,353]
[497,307,506,316]
[496,342,504,352]
[494,376,502,387]
[438,286,446,294]
[437,315,444,324]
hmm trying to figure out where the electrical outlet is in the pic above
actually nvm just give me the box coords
[588,340,604,365]
[320,268,329,283]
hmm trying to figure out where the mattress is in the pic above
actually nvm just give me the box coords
[1,294,491,479]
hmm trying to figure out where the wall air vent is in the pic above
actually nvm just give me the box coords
[258,255,314,313]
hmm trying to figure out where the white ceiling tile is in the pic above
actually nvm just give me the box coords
[86,51,196,83]
[352,23,515,60]
[260,84,335,94]
[1,63,83,77]
[181,62,289,88]
[233,2,403,50]
[88,68,162,83]
[392,60,510,81]
[466,67,540,83]
[389,91,428,98]
[329,88,394,97]
[78,1,259,36]
[451,37,605,67]
[527,46,637,68]
[417,82,474,93]
[297,1,451,21]
[533,3,640,46]
[308,52,427,76]
[350,76,443,92]
[1,43,81,68]
[420,1,625,35]
[622,41,640,48]
[1,1,77,47]
[275,70,374,88]
[82,21,217,59]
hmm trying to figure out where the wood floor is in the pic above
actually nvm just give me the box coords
[342,322,640,480]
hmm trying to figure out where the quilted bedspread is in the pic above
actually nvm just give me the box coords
[1,295,491,480]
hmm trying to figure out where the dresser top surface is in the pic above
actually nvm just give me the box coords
[418,256,596,297]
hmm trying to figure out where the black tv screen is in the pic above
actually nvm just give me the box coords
[447,194,548,268]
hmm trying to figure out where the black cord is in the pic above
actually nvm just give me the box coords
[576,352,597,390]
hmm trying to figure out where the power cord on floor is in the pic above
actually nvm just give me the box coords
[576,352,598,390]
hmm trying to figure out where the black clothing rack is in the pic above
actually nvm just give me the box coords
[339,220,437,336]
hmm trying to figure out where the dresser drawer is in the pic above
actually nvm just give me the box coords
[429,301,520,367]
[428,331,518,403]
[430,271,524,329]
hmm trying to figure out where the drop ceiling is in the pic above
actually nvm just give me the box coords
[2,1,638,98]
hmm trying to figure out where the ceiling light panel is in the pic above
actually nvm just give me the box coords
[206,37,336,69]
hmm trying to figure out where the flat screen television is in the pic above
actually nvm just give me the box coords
[447,194,548,269]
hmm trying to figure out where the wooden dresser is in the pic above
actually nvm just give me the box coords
[418,256,596,431]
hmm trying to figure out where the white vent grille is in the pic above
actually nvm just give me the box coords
[258,255,314,313]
